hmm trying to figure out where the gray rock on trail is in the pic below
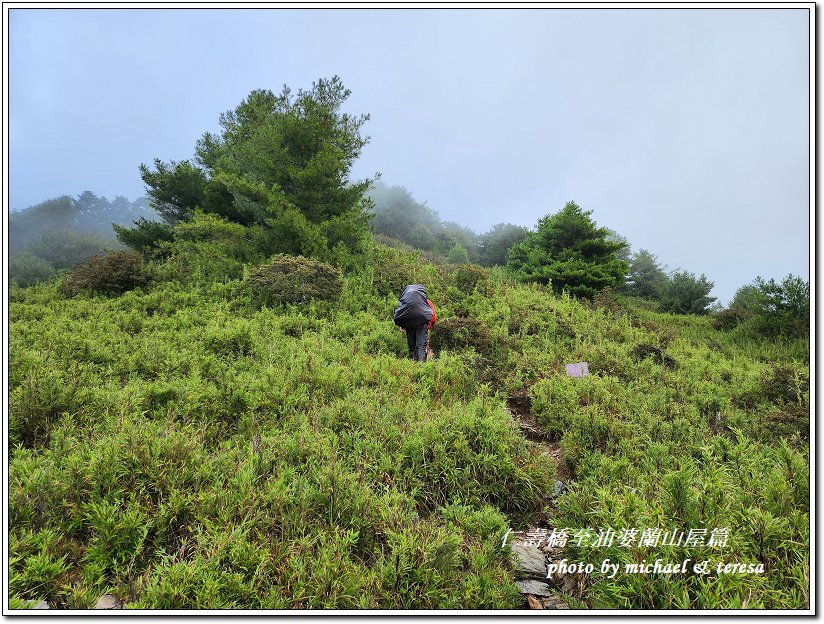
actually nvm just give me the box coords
[510,541,548,579]
[552,480,568,498]
[27,600,49,609]
[516,580,552,597]
[94,594,123,609]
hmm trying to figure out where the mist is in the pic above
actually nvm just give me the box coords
[8,8,811,304]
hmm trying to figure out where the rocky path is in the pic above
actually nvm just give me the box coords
[505,392,577,610]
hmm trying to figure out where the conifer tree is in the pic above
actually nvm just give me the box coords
[625,249,668,299]
[126,76,377,260]
[507,201,628,299]
[659,271,716,315]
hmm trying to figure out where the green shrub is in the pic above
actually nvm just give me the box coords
[758,364,809,406]
[150,212,265,285]
[9,365,100,449]
[9,550,69,603]
[452,263,488,294]
[429,317,494,357]
[756,404,810,444]
[592,286,620,313]
[8,529,69,603]
[731,275,809,338]
[153,242,245,285]
[246,254,342,307]
[60,251,147,297]
[400,400,554,514]
[82,498,151,580]
[203,320,253,358]
[631,343,678,368]
[446,243,469,264]
[133,557,257,609]
[369,244,422,297]
[734,364,809,409]
[713,307,753,331]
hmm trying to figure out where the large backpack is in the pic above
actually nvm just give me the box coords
[392,284,434,327]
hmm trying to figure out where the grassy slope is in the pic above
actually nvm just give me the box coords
[7,248,810,609]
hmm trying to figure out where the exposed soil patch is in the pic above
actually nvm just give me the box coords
[506,390,532,417]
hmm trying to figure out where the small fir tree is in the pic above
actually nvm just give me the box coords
[447,243,470,264]
[507,201,628,299]
[625,249,668,300]
[659,271,716,315]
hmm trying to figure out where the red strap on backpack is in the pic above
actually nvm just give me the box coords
[426,299,437,329]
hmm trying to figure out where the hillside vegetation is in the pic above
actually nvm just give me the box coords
[8,77,809,610]
[8,241,809,609]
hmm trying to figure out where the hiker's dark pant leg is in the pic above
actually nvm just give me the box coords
[404,324,429,361]
[405,326,417,359]
[414,324,429,362]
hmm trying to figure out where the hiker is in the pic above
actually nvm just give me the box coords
[393,284,437,362]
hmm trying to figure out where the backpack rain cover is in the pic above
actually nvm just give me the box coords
[393,284,434,328]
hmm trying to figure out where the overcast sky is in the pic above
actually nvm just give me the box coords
[8,7,810,304]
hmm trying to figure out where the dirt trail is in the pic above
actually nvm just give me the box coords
[504,391,577,610]
[506,392,571,482]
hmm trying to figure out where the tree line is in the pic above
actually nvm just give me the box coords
[9,193,156,287]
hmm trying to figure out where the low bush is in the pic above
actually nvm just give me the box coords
[400,400,554,514]
[592,286,620,314]
[60,251,148,297]
[631,343,678,368]
[446,243,469,265]
[246,255,342,307]
[150,213,267,285]
[713,307,753,331]
[369,244,422,297]
[734,363,809,410]
[755,404,810,445]
[429,317,494,357]
[452,264,488,294]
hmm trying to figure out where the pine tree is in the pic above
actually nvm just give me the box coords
[129,76,377,260]
[625,249,668,300]
[659,271,716,315]
[507,201,628,299]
